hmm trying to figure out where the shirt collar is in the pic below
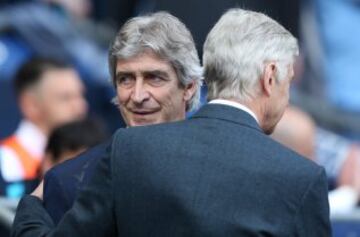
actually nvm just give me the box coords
[209,99,259,124]
[15,120,47,158]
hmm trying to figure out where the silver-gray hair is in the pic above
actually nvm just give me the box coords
[109,12,203,112]
[203,8,299,102]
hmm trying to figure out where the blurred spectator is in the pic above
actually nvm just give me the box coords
[0,1,109,83]
[42,0,117,47]
[272,105,360,215]
[0,58,87,198]
[298,0,360,138]
[41,118,106,176]
[271,105,316,160]
[44,0,92,20]
[0,1,125,135]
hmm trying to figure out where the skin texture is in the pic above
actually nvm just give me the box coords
[261,64,294,135]
[115,51,196,127]
[242,62,294,135]
[271,105,316,159]
[21,68,88,135]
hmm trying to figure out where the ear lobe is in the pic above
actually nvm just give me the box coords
[261,63,277,97]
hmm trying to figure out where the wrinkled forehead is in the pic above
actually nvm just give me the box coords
[116,50,179,77]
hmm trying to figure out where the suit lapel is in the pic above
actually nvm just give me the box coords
[191,104,263,133]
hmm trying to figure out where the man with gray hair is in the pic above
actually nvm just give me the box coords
[108,11,202,126]
[12,9,330,237]
[28,11,202,226]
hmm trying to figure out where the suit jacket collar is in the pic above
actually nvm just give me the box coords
[191,104,263,133]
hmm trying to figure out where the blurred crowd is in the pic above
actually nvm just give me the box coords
[1,0,360,236]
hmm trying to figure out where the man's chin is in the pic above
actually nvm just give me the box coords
[264,129,274,135]
[264,124,276,135]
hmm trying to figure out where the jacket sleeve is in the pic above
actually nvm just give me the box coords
[11,143,116,237]
[294,167,332,237]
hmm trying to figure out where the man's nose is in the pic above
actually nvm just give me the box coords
[131,79,150,104]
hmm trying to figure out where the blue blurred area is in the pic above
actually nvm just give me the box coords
[332,219,360,237]
[0,35,30,138]
[0,35,33,81]
[0,80,20,139]
[0,2,125,138]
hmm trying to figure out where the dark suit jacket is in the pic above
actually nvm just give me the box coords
[43,140,110,224]
[12,104,331,237]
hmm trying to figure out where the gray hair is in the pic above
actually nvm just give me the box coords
[203,8,299,102]
[109,12,203,112]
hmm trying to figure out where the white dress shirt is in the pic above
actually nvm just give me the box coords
[209,99,259,124]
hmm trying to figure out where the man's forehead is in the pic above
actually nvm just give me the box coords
[40,68,78,80]
[116,52,173,73]
[36,69,82,92]
[29,68,76,89]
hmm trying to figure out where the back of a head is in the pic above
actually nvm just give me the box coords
[45,118,107,166]
[108,12,203,112]
[13,58,70,99]
[203,8,299,102]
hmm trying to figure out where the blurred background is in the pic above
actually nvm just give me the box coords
[1,0,360,236]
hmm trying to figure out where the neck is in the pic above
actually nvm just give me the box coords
[209,98,259,124]
[30,119,51,137]
[222,98,265,128]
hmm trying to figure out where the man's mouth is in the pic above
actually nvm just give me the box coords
[131,110,156,115]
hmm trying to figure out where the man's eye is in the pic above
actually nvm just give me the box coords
[146,74,166,86]
[117,76,134,87]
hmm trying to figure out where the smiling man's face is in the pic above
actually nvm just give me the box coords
[115,51,195,127]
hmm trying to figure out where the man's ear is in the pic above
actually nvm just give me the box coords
[261,62,277,97]
[20,91,42,120]
[183,81,197,102]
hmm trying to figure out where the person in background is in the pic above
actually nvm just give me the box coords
[271,105,316,159]
[41,119,107,176]
[0,58,87,198]
[41,11,203,225]
[272,105,360,215]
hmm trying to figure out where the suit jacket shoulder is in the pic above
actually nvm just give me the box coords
[43,140,110,224]
[110,104,330,236]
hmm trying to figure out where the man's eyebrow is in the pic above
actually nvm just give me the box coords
[115,71,133,78]
[143,70,170,78]
[115,70,170,79]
